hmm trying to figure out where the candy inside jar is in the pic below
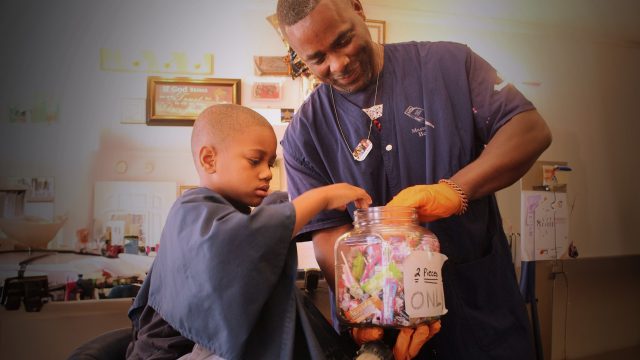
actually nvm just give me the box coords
[334,206,448,328]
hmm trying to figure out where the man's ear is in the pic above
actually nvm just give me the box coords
[351,0,365,20]
[199,146,217,174]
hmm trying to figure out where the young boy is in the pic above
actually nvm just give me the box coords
[126,104,371,360]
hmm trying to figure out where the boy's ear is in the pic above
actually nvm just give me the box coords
[199,146,217,174]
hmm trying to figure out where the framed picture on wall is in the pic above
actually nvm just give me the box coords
[252,82,282,101]
[254,56,290,76]
[8,177,55,202]
[281,108,294,123]
[146,77,241,126]
[365,19,386,44]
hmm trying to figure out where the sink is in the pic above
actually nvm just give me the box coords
[0,216,67,249]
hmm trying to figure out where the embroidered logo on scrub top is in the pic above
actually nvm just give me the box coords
[404,106,435,137]
[494,72,508,91]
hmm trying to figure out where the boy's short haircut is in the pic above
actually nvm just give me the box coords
[191,104,272,160]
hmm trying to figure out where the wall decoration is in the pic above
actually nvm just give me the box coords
[114,160,128,174]
[254,56,289,76]
[252,82,282,101]
[302,75,322,100]
[8,106,29,123]
[146,77,241,126]
[8,177,55,202]
[264,13,308,79]
[286,47,310,79]
[520,190,569,261]
[281,108,294,123]
[7,97,59,124]
[365,19,386,44]
[100,48,214,75]
[30,97,59,123]
[272,159,284,191]
[143,161,155,174]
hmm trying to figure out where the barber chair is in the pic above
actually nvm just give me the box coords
[67,327,131,360]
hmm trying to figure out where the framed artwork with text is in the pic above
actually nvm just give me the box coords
[146,77,240,126]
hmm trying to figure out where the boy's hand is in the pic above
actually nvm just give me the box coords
[291,183,370,237]
[323,183,372,211]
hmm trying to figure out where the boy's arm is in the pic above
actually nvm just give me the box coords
[291,183,371,237]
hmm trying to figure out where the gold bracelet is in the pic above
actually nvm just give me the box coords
[438,178,469,215]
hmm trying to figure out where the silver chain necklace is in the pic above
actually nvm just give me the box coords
[329,69,380,161]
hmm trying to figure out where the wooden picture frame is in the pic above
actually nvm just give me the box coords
[365,19,386,44]
[146,77,241,126]
[254,56,289,76]
[177,185,198,197]
[281,108,295,123]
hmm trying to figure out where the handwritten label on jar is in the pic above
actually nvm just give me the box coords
[403,250,448,318]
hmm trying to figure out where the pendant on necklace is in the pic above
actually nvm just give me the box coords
[352,138,373,161]
[362,104,383,121]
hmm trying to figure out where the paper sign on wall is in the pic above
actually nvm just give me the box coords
[100,48,213,75]
[520,190,569,261]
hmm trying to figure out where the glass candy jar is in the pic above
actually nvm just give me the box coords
[334,206,448,328]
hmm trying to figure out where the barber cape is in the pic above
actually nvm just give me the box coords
[128,188,351,360]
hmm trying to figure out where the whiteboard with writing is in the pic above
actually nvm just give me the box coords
[520,190,569,261]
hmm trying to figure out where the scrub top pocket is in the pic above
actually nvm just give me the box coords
[448,233,524,352]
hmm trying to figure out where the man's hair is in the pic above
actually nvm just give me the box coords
[191,104,272,161]
[276,0,322,26]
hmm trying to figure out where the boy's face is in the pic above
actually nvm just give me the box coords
[209,126,277,207]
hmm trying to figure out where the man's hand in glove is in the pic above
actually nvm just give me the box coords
[351,327,385,346]
[352,320,441,359]
[393,320,441,360]
[385,182,451,357]
[386,180,468,222]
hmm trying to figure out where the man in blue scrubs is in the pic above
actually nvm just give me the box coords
[277,0,552,358]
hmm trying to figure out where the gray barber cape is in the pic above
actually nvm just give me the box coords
[127,188,353,360]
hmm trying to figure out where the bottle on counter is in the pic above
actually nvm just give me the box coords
[124,235,139,254]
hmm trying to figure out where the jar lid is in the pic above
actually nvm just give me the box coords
[353,206,417,226]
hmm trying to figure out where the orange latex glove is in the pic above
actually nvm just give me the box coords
[351,327,384,346]
[352,321,442,359]
[386,181,467,222]
[393,320,442,360]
